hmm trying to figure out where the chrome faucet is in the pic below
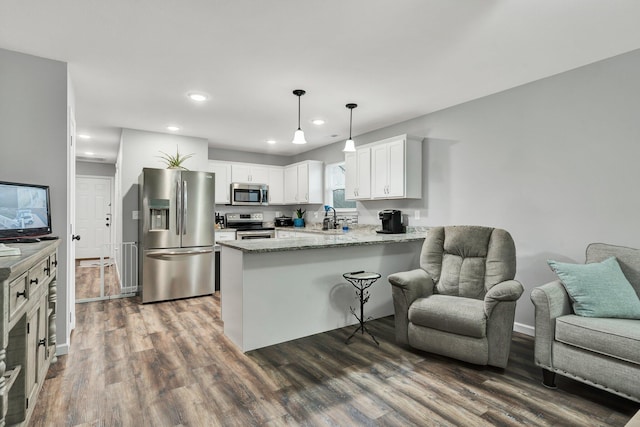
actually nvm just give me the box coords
[323,205,338,229]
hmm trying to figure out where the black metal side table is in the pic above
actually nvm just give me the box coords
[343,271,381,345]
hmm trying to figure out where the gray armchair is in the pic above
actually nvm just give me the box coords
[388,226,524,368]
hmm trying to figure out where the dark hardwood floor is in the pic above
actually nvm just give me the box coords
[30,279,639,426]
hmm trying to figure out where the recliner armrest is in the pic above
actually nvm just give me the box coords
[388,269,434,345]
[388,269,434,303]
[484,280,524,317]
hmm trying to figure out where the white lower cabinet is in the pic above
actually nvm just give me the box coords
[215,230,237,241]
[275,230,317,239]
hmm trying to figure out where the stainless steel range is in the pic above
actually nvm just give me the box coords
[225,212,275,239]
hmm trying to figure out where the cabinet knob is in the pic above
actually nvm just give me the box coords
[38,338,47,347]
[30,278,39,285]
[52,260,58,267]
[16,290,27,299]
[72,235,81,241]
[44,266,51,274]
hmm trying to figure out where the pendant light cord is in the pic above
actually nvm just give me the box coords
[349,108,353,139]
[298,95,302,130]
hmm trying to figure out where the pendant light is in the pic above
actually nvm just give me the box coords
[292,89,307,144]
[342,103,357,152]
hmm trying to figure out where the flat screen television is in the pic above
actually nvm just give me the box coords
[0,180,52,239]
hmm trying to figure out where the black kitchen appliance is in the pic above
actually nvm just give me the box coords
[215,212,226,228]
[377,209,406,234]
[275,216,294,227]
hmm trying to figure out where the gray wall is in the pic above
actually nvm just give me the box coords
[295,49,640,330]
[76,161,116,177]
[0,48,71,351]
[119,129,209,243]
[208,147,290,166]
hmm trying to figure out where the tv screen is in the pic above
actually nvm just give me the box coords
[0,181,52,239]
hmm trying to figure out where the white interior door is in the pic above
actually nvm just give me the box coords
[75,176,113,259]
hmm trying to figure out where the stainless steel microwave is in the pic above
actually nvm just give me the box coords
[230,182,269,206]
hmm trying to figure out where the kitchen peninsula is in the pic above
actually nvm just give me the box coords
[218,230,426,352]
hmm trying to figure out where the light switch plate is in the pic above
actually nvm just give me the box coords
[132,210,139,220]
[414,210,420,220]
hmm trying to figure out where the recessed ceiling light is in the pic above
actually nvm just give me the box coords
[187,92,209,102]
[78,134,91,140]
[311,119,325,126]
[266,139,277,145]
[167,125,180,132]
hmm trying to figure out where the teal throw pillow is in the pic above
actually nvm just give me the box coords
[547,256,640,319]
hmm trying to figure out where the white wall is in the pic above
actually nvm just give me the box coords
[119,129,209,243]
[0,48,71,352]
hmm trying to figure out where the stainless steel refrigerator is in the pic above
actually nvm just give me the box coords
[138,168,215,303]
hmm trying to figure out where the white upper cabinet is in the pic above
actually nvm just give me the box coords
[284,165,298,204]
[345,147,371,200]
[208,160,232,204]
[284,161,323,204]
[267,166,284,204]
[231,164,270,184]
[209,159,323,205]
[347,135,422,200]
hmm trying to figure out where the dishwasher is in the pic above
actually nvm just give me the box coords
[214,244,221,292]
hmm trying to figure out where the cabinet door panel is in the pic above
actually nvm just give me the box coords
[297,163,309,202]
[356,148,371,199]
[250,166,270,185]
[387,139,405,197]
[268,167,284,204]
[284,166,298,203]
[371,144,388,198]
[209,162,231,204]
[344,152,357,200]
[231,165,251,183]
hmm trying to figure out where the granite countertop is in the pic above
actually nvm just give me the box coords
[218,228,427,253]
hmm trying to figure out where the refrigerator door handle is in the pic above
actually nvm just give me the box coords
[176,180,182,235]
[183,180,188,235]
[145,248,213,258]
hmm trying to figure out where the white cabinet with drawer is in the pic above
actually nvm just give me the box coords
[215,230,237,241]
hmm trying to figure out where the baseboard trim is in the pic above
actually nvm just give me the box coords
[514,322,535,336]
[56,343,69,356]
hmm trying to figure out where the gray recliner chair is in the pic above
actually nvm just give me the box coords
[388,225,524,368]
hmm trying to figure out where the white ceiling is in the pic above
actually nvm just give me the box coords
[2,1,640,164]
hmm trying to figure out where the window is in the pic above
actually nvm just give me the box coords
[325,162,356,211]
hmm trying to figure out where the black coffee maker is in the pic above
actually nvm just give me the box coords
[377,209,406,234]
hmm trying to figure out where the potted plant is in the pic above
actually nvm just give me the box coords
[157,145,194,170]
[293,208,306,228]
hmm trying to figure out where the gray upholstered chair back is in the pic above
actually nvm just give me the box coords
[420,226,516,299]
[586,243,640,296]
